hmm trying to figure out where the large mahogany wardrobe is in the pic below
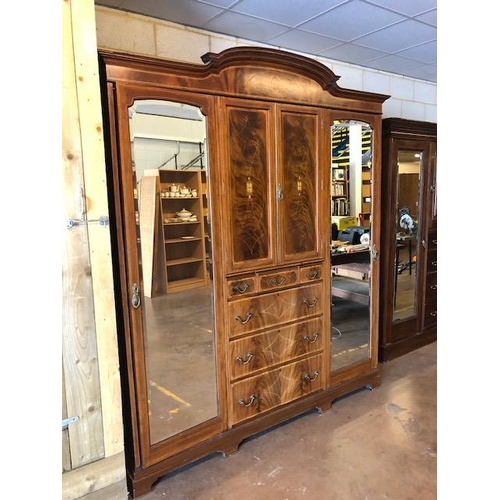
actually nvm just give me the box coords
[99,47,389,497]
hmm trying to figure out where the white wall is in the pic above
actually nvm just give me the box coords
[94,7,436,123]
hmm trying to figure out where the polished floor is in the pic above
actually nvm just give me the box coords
[136,342,437,500]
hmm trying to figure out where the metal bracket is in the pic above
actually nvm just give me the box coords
[66,216,109,230]
[66,187,110,229]
[62,415,79,428]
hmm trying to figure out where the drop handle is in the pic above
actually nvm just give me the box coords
[238,395,256,407]
[232,281,250,294]
[303,297,318,308]
[305,269,319,279]
[303,370,319,383]
[430,284,437,290]
[269,275,287,286]
[131,283,141,309]
[236,352,253,365]
[302,333,319,343]
[235,312,253,325]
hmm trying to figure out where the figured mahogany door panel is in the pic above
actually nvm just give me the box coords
[277,107,322,264]
[229,317,323,380]
[220,99,276,274]
[229,354,323,424]
[228,283,323,338]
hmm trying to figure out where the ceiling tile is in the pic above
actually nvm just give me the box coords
[364,0,436,17]
[231,0,344,26]
[319,43,388,65]
[355,19,437,53]
[113,0,224,25]
[203,11,290,41]
[363,54,422,73]
[400,63,437,82]
[397,40,437,64]
[268,29,343,53]
[415,10,437,27]
[299,0,405,40]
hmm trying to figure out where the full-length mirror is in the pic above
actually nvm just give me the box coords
[330,120,372,371]
[130,99,217,444]
[393,150,422,321]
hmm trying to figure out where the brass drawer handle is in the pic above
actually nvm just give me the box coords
[238,395,256,407]
[430,311,437,317]
[235,312,253,325]
[232,281,250,294]
[269,275,287,286]
[236,352,253,365]
[302,332,319,344]
[431,261,437,267]
[432,239,437,245]
[305,269,320,280]
[430,284,437,290]
[303,370,319,383]
[303,297,318,308]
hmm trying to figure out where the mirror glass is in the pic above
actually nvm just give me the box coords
[393,149,422,321]
[330,120,372,370]
[129,99,218,444]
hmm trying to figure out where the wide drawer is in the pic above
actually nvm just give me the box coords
[228,283,323,338]
[229,354,323,424]
[229,317,323,380]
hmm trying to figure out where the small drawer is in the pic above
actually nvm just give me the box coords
[300,264,323,283]
[257,267,298,292]
[227,276,256,298]
[229,317,323,380]
[229,354,323,424]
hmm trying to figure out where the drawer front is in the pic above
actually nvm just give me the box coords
[300,264,323,283]
[425,271,437,301]
[227,276,256,298]
[230,354,323,424]
[258,267,299,292]
[427,248,437,272]
[423,298,437,328]
[229,318,323,380]
[427,229,437,250]
[228,283,323,338]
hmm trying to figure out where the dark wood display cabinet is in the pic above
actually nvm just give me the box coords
[99,47,388,498]
[379,118,437,362]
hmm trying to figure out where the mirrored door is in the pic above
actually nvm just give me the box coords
[330,120,373,371]
[107,89,222,462]
[393,149,422,322]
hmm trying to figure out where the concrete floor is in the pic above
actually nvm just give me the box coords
[136,342,437,500]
